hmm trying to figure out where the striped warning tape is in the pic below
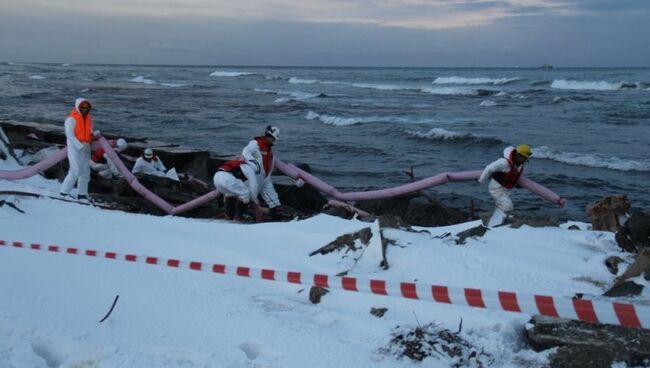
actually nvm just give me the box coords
[2,238,649,329]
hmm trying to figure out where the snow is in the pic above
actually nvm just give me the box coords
[0,156,647,367]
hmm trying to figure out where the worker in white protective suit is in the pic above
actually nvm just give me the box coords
[478,144,532,227]
[90,138,127,179]
[213,159,265,221]
[241,125,303,220]
[60,98,97,200]
[132,148,167,177]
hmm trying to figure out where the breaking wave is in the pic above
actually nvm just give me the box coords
[289,77,318,84]
[29,75,46,80]
[305,111,437,127]
[130,76,156,84]
[480,100,497,107]
[209,71,255,77]
[255,88,325,102]
[432,77,522,85]
[534,146,650,172]
[404,128,502,145]
[550,79,640,91]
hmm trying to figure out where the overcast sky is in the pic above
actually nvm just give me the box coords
[1,0,649,67]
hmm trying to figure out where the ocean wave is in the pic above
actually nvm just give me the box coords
[550,79,640,91]
[480,100,497,107]
[29,75,46,80]
[534,146,650,172]
[305,111,384,126]
[350,82,416,91]
[209,71,255,77]
[255,88,325,102]
[160,83,184,88]
[130,76,156,84]
[420,86,478,96]
[432,76,521,85]
[289,77,318,84]
[404,128,502,145]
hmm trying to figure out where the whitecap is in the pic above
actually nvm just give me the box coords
[534,146,650,172]
[130,76,156,84]
[480,100,497,107]
[29,75,46,80]
[551,96,563,104]
[289,77,318,84]
[550,79,623,91]
[420,86,476,95]
[405,128,471,140]
[495,91,508,97]
[432,76,521,85]
[305,111,381,126]
[160,83,184,88]
[209,71,254,77]
[350,83,414,91]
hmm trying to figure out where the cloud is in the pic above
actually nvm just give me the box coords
[0,0,582,30]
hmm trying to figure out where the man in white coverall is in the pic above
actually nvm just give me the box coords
[132,148,167,177]
[91,138,127,179]
[478,144,532,227]
[60,98,96,200]
[242,125,303,220]
[213,159,264,221]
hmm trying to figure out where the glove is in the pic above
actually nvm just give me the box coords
[93,130,101,138]
[295,178,305,188]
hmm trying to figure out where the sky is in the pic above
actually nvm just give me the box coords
[0,0,649,67]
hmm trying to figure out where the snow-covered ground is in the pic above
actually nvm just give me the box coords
[0,155,646,367]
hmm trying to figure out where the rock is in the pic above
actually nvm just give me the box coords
[370,307,387,318]
[309,286,328,304]
[586,195,631,232]
[616,212,650,253]
[356,194,467,227]
[309,227,372,256]
[525,315,650,367]
[567,224,580,230]
[506,214,561,228]
[614,248,650,286]
[455,225,488,245]
[604,256,625,275]
[603,281,644,297]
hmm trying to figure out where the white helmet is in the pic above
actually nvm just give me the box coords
[265,125,280,141]
[116,138,127,152]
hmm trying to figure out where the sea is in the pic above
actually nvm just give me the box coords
[1,62,649,220]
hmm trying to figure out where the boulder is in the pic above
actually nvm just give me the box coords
[586,195,631,232]
[356,194,467,227]
[525,315,650,367]
[616,212,650,253]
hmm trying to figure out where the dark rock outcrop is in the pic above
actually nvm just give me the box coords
[356,194,468,227]
[616,212,650,253]
[525,315,650,368]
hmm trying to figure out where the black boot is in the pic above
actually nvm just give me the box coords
[224,197,236,220]
[235,201,252,221]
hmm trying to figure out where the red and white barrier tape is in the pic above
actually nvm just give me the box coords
[2,238,648,329]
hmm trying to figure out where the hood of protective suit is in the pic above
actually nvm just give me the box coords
[502,146,515,159]
[74,97,91,114]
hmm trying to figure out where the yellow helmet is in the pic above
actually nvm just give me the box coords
[516,144,532,158]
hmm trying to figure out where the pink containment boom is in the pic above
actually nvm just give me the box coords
[0,135,566,214]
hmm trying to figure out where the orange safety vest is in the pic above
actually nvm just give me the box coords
[69,109,93,143]
[91,147,106,163]
[254,137,273,176]
[218,160,247,181]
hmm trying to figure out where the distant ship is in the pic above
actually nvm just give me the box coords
[541,64,554,69]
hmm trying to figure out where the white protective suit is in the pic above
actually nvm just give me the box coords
[60,98,92,197]
[478,146,524,225]
[213,162,264,205]
[242,139,281,208]
[91,151,119,179]
[132,156,167,177]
